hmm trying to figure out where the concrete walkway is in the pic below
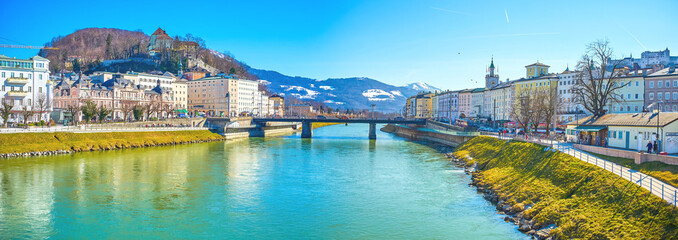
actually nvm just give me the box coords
[484,134,678,206]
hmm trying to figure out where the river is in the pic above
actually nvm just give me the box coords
[0,124,527,239]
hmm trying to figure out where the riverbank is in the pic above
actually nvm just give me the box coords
[452,136,678,239]
[0,130,225,158]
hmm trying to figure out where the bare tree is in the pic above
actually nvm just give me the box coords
[572,40,625,117]
[66,102,81,126]
[534,83,561,134]
[120,100,135,122]
[35,94,49,123]
[20,105,35,128]
[161,102,173,119]
[0,98,14,128]
[511,88,540,134]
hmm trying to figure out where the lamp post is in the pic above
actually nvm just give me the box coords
[575,106,579,144]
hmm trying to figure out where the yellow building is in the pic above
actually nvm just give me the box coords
[525,62,550,79]
[405,92,434,119]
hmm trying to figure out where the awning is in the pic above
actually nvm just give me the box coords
[573,125,607,131]
[175,109,188,113]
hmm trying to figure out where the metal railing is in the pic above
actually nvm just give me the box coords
[480,133,678,206]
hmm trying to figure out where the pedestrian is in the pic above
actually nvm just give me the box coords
[653,141,659,154]
[647,141,653,153]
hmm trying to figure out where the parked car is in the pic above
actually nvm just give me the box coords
[340,116,349,120]
[317,115,327,119]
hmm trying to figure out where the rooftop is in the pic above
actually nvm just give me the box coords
[566,112,678,127]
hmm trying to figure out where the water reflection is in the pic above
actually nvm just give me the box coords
[0,124,527,239]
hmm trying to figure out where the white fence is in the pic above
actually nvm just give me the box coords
[480,133,678,206]
[554,144,678,206]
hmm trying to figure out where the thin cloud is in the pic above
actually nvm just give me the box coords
[505,9,509,23]
[461,32,560,39]
[430,7,470,16]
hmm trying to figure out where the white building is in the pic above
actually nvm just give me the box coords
[187,75,269,117]
[470,88,485,118]
[556,69,586,123]
[488,82,513,123]
[91,71,176,90]
[435,90,459,122]
[0,55,52,123]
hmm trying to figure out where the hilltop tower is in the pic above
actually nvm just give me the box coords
[485,57,499,88]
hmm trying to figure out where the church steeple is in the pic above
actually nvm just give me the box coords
[485,57,499,88]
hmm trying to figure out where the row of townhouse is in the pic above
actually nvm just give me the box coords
[0,54,286,124]
[405,56,678,129]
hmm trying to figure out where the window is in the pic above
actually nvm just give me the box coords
[28,86,31,92]
[1,72,3,77]
[658,92,663,100]
[667,92,671,100]
[28,74,31,79]
[650,93,654,100]
[674,81,678,87]
[39,87,42,93]
[636,94,639,99]
[659,81,663,88]
[39,74,42,80]
[636,81,639,86]
[635,106,639,111]
[27,99,31,105]
[628,106,631,111]
[650,82,655,88]
[674,92,677,100]
[613,131,617,138]
[668,81,671,88]
[674,105,678,112]
[628,94,631,99]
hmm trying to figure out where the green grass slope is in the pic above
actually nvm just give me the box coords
[0,131,224,154]
[454,136,678,239]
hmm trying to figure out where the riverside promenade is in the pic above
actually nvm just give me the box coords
[482,133,678,206]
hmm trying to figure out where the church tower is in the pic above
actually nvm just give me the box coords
[485,57,499,88]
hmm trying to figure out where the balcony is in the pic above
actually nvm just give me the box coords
[7,91,28,97]
[6,77,29,85]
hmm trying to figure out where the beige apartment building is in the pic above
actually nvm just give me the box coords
[188,76,272,117]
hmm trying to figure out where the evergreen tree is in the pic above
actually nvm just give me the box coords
[72,59,81,73]
[229,67,236,75]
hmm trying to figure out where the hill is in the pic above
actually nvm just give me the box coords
[39,28,256,79]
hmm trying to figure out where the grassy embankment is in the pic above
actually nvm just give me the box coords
[0,131,225,155]
[454,136,678,239]
[586,151,678,188]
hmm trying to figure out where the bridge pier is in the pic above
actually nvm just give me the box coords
[369,123,376,140]
[301,121,313,138]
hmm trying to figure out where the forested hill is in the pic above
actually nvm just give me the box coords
[39,28,256,79]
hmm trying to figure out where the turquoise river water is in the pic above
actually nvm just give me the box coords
[0,124,527,239]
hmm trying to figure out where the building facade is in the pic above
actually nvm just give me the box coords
[645,68,678,112]
[187,76,270,117]
[0,55,52,123]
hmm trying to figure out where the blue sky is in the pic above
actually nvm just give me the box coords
[1,0,676,90]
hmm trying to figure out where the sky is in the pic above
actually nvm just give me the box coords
[1,0,677,90]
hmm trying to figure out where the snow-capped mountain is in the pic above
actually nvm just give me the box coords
[404,82,441,91]
[250,68,439,113]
